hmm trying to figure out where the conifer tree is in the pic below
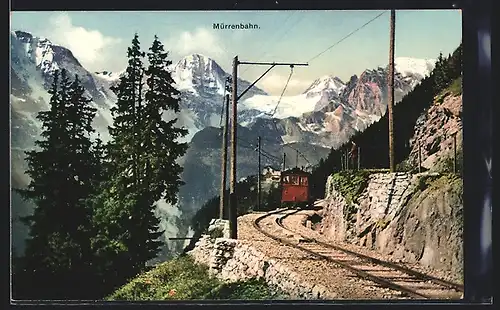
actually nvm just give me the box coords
[449,42,462,78]
[433,52,450,91]
[90,34,185,288]
[143,35,188,204]
[90,34,148,288]
[13,70,60,299]
[14,69,100,299]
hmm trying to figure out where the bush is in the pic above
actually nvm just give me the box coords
[107,255,220,301]
[210,278,288,300]
[107,255,288,301]
[442,76,462,97]
[330,170,371,205]
[416,174,441,192]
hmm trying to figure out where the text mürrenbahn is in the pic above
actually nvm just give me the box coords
[213,23,260,30]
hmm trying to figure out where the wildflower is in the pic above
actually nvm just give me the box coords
[143,278,152,285]
[168,289,177,297]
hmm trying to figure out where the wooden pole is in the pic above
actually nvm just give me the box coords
[257,136,261,211]
[219,94,230,219]
[341,151,344,171]
[388,9,396,172]
[418,140,422,173]
[453,133,457,173]
[229,56,238,239]
[346,149,349,170]
[357,147,361,170]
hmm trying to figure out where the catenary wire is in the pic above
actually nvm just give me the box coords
[307,11,388,64]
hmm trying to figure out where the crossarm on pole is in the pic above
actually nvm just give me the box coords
[237,64,276,101]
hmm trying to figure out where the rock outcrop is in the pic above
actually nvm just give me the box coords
[320,172,463,280]
[407,94,463,171]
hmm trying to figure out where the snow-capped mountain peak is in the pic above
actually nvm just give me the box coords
[303,75,346,97]
[11,29,445,259]
[12,30,59,74]
[172,53,228,95]
[395,57,436,79]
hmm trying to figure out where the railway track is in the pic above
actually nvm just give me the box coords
[253,208,463,300]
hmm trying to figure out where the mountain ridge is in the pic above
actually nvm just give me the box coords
[10,29,435,258]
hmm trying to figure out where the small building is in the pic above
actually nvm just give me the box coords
[262,166,281,183]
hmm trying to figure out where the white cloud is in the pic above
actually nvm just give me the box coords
[46,13,124,72]
[163,28,227,60]
[260,73,312,95]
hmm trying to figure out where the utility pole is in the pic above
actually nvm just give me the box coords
[357,147,361,170]
[283,152,286,171]
[345,148,349,170]
[296,149,299,168]
[229,56,238,239]
[418,140,422,173]
[341,152,344,171]
[388,9,396,172]
[453,132,457,173]
[257,136,261,211]
[228,57,307,239]
[219,93,230,219]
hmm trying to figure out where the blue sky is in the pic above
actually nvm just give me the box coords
[11,10,461,95]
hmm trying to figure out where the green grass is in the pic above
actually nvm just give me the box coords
[211,278,288,300]
[447,76,463,96]
[106,255,287,301]
[330,170,371,205]
[437,76,462,100]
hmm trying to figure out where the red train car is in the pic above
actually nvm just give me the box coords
[280,168,311,209]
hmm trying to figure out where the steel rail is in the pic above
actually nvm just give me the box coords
[276,211,464,293]
[253,209,460,299]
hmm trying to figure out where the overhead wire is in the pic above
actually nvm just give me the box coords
[265,65,294,117]
[236,136,280,162]
[235,139,278,163]
[307,11,388,64]
[227,10,388,171]
[283,143,311,166]
[259,134,311,166]
[260,148,280,161]
[255,12,388,167]
[240,10,298,77]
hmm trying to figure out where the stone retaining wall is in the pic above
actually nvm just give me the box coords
[188,234,332,299]
[320,172,463,278]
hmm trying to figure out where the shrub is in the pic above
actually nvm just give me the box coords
[330,170,371,205]
[107,255,288,301]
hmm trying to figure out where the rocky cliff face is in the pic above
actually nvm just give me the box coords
[320,172,463,280]
[406,93,463,171]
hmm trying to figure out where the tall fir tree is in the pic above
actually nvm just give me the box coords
[143,35,188,204]
[433,52,450,91]
[139,36,189,263]
[449,42,462,79]
[14,69,101,299]
[90,33,148,289]
[63,75,103,297]
[90,33,187,290]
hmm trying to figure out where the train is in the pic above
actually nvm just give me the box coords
[280,167,314,209]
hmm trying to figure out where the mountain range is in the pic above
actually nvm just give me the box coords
[10,30,435,257]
